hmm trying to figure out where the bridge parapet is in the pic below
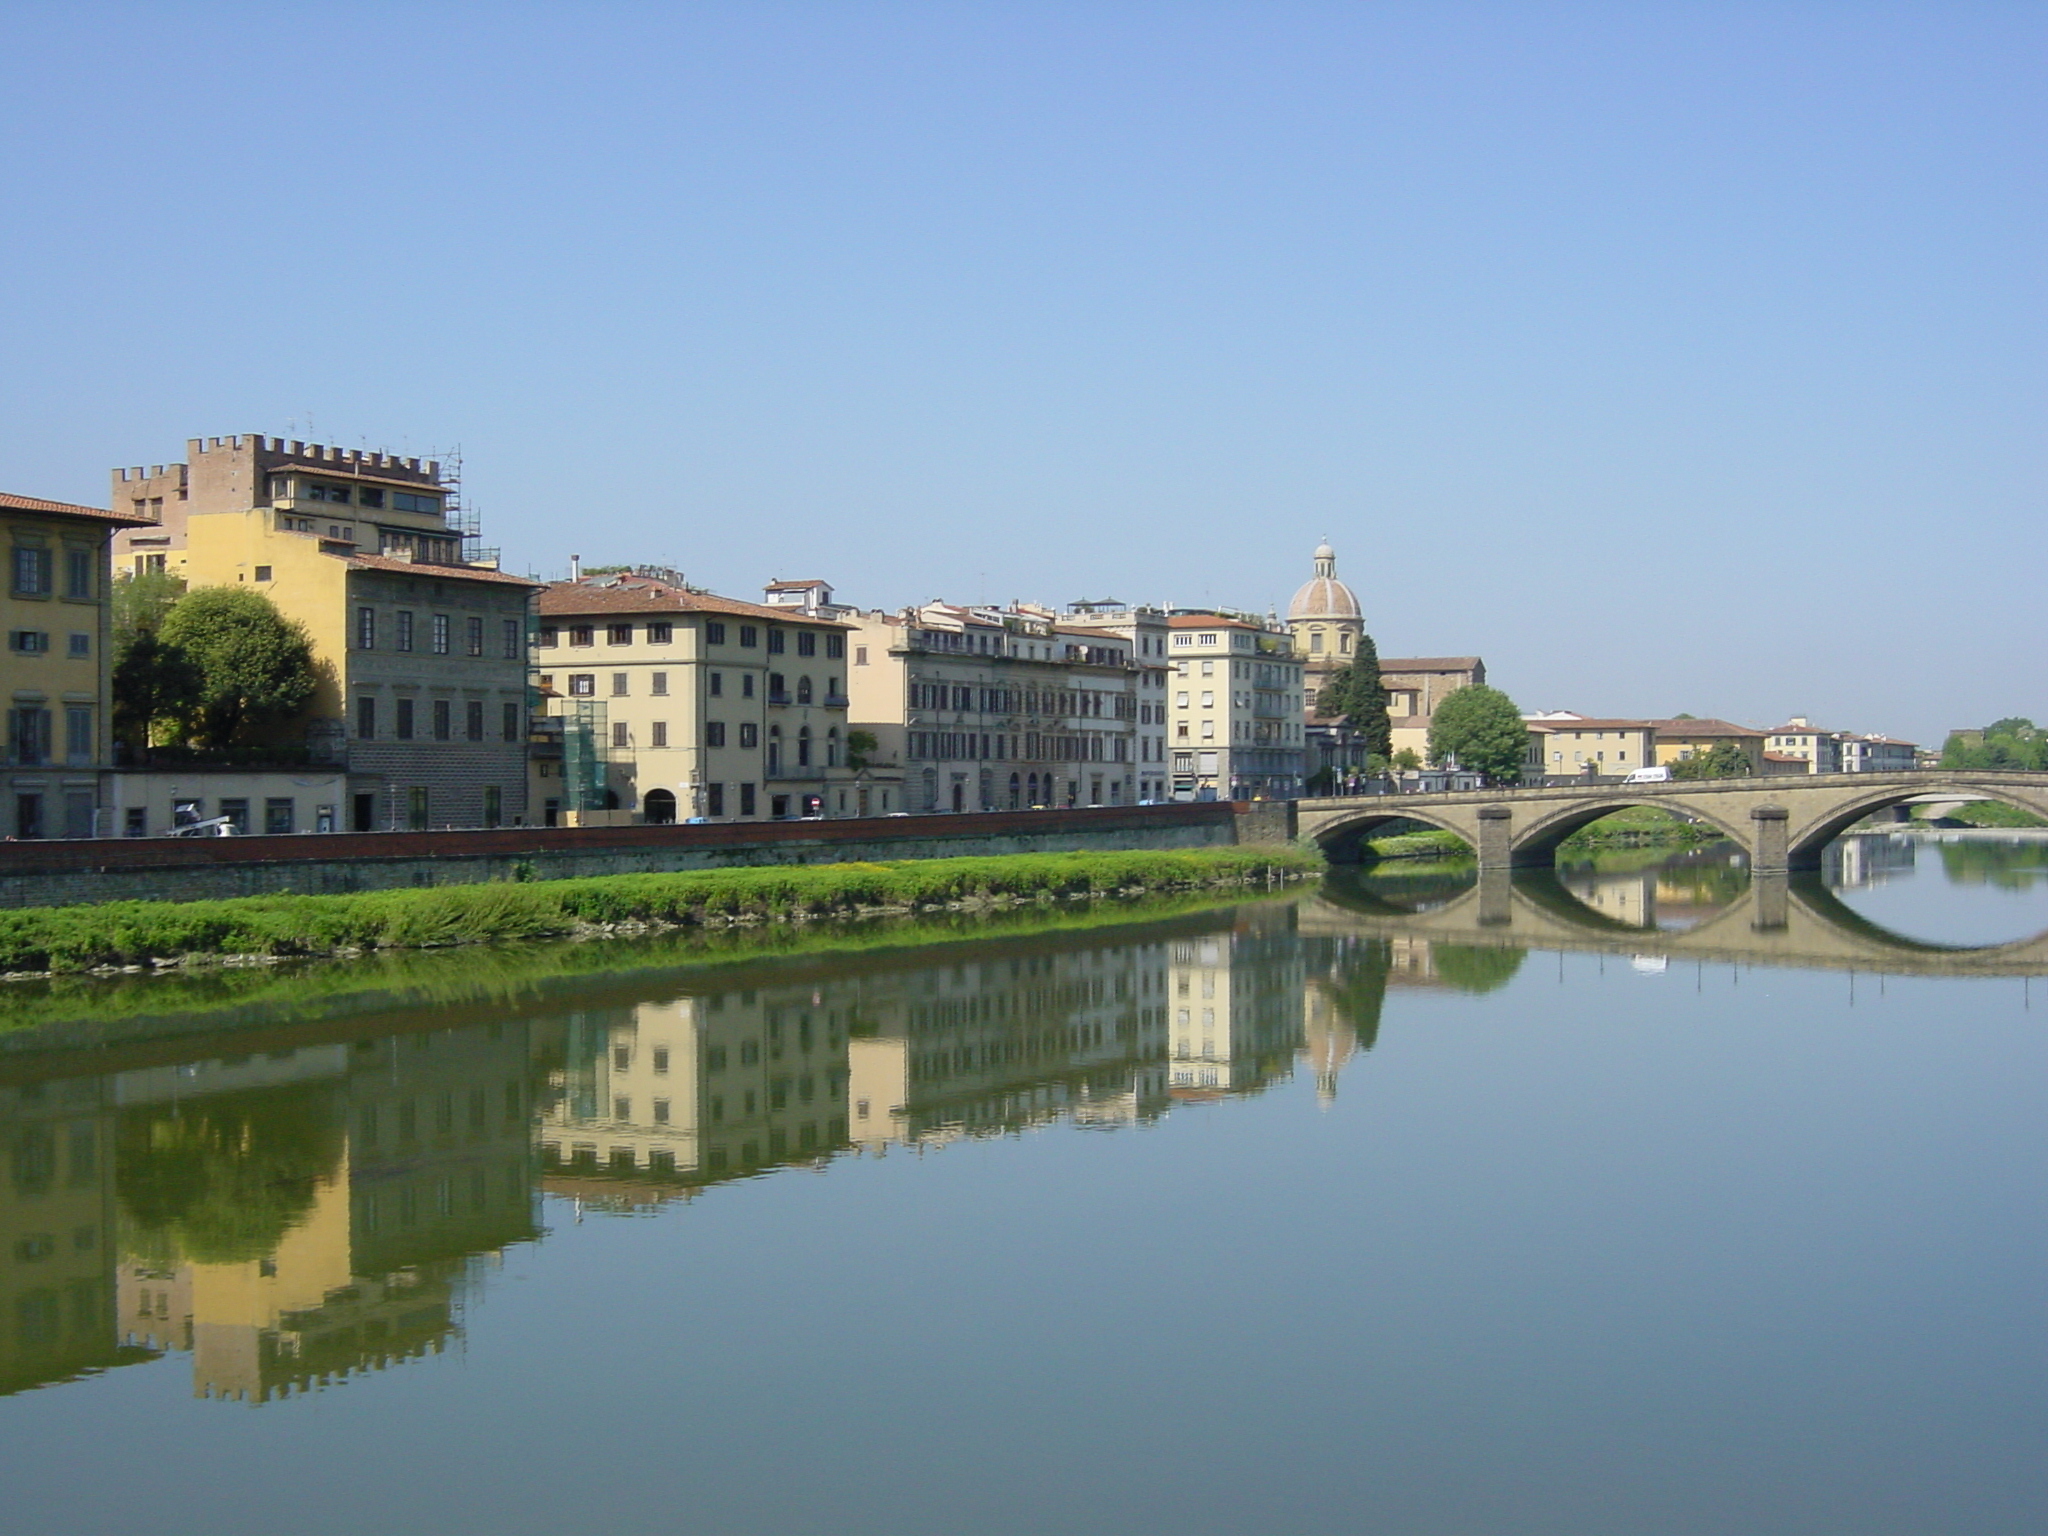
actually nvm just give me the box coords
[1296,770,2048,871]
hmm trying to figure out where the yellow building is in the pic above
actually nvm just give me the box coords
[1647,718,1767,775]
[110,436,538,830]
[534,570,854,824]
[3,490,152,838]
[1522,716,1657,779]
[1166,612,1305,800]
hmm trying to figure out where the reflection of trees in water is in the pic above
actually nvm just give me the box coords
[1936,839,2048,891]
[117,1083,345,1265]
[1429,944,1526,994]
[1322,938,1392,1050]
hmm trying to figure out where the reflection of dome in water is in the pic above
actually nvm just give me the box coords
[1288,541,1362,622]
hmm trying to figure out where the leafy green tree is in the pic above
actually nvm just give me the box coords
[157,587,318,749]
[846,729,879,771]
[1426,684,1527,784]
[1314,635,1392,758]
[1943,719,2046,771]
[1392,747,1422,772]
[112,569,187,646]
[111,631,204,760]
[1668,741,1753,780]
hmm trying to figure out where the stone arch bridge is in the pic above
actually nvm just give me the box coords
[1295,770,2048,873]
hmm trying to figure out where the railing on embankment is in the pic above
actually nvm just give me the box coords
[0,800,1297,908]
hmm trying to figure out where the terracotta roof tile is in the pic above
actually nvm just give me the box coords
[538,579,851,625]
[1,490,156,527]
[1644,718,1767,738]
[345,554,541,588]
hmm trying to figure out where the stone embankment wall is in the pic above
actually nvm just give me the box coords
[0,801,1296,908]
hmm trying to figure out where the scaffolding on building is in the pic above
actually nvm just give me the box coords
[561,699,610,815]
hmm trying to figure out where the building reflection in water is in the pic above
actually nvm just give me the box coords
[1,1021,543,1403]
[0,902,1502,1400]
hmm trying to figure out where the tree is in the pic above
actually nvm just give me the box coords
[1426,684,1527,784]
[1314,634,1392,758]
[846,729,879,772]
[1392,747,1422,772]
[111,631,203,760]
[1668,741,1753,780]
[157,587,318,749]
[109,571,199,760]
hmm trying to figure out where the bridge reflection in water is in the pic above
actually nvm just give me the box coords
[1312,835,2048,978]
[1,841,2042,1404]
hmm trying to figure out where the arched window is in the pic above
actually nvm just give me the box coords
[797,726,812,767]
[1339,631,1353,653]
[643,788,677,824]
[797,676,813,704]
[766,726,782,776]
[1008,772,1021,809]
[826,727,841,767]
[951,781,965,812]
[1027,773,1039,805]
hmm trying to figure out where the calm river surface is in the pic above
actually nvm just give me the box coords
[1,832,2043,1535]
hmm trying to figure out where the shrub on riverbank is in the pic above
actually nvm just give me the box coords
[0,846,1321,976]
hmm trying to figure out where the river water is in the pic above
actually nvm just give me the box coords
[1,832,2043,1535]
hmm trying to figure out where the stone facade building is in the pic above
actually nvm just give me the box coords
[2,490,152,838]
[109,436,536,831]
[535,572,855,824]
[844,598,1150,814]
[1165,612,1305,800]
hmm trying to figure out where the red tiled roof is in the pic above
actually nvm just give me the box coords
[1,490,156,527]
[1380,657,1484,671]
[1644,718,1767,738]
[1168,614,1263,630]
[539,579,850,625]
[345,554,541,588]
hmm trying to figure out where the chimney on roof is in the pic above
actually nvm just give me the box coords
[569,554,581,581]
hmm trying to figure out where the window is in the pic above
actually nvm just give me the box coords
[408,786,429,829]
[357,696,377,739]
[502,701,521,741]
[706,782,725,816]
[218,798,250,834]
[432,614,450,654]
[396,698,416,739]
[739,782,757,816]
[855,645,867,665]
[483,785,502,827]
[796,632,816,657]
[568,674,595,696]
[651,721,668,748]
[767,629,786,654]
[504,619,522,658]
[264,798,295,835]
[706,621,727,645]
[254,564,273,582]
[797,676,813,704]
[357,606,376,649]
[393,491,441,514]
[9,630,49,653]
[648,622,672,644]
[739,625,758,647]
[536,626,558,648]
[1200,660,1214,677]
[432,699,452,741]
[651,671,668,696]
[569,625,594,647]
[466,700,484,741]
[706,721,727,747]
[739,723,759,748]
[8,707,50,767]
[396,610,414,651]
[65,706,91,763]
[612,721,629,749]
[357,487,385,508]
[708,672,722,697]
[305,482,350,503]
[12,545,56,598]
[607,623,632,645]
[467,616,484,656]
[65,548,92,599]
[827,634,845,659]
[611,673,628,696]
[741,674,755,698]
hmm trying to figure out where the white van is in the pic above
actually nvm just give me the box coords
[1622,765,1672,785]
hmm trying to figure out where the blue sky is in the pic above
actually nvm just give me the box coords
[2,2,2039,742]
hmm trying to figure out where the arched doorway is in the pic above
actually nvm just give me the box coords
[951,781,965,813]
[1009,772,1021,809]
[643,789,677,824]
[797,726,812,768]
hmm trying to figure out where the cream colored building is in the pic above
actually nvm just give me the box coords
[1648,718,1767,775]
[845,598,1149,814]
[1762,717,1843,774]
[1522,716,1658,779]
[3,490,151,838]
[1383,656,1487,764]
[110,436,538,830]
[1166,612,1305,800]
[534,571,854,824]
[1051,602,1172,803]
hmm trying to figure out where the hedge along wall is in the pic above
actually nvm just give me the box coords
[0,802,1295,909]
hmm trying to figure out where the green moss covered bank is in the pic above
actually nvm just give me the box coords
[0,846,1322,977]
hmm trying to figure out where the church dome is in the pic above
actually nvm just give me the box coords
[1288,541,1361,621]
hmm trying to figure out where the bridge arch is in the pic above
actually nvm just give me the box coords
[1310,806,1475,864]
[1786,778,2048,866]
[1509,798,1752,865]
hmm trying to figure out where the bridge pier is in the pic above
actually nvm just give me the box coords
[1751,870,1789,933]
[1477,865,1513,927]
[1476,804,1515,872]
[1750,804,1789,875]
